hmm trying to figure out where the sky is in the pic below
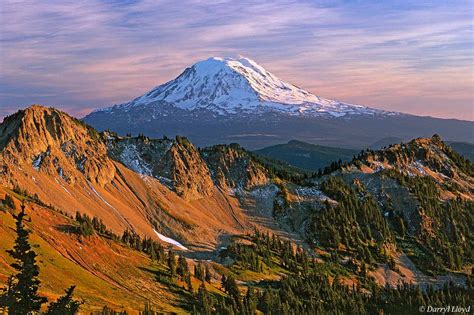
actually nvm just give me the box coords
[0,0,473,120]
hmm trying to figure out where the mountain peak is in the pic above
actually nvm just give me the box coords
[0,104,115,186]
[194,56,262,69]
[194,56,268,76]
[93,56,390,117]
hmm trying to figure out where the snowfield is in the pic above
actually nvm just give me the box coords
[154,230,188,250]
[93,56,393,118]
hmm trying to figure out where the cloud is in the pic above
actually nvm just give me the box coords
[0,0,472,120]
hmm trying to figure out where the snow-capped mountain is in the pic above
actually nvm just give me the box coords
[93,56,387,118]
[84,57,473,149]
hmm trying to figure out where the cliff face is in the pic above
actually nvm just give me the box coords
[201,143,269,191]
[0,105,115,186]
[108,136,271,199]
[164,137,215,200]
[108,135,215,200]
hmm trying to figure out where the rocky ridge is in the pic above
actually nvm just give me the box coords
[0,105,115,186]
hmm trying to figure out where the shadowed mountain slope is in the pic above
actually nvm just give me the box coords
[254,140,359,171]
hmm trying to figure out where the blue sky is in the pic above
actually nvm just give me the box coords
[1,0,473,120]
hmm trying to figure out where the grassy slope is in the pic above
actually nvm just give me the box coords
[0,193,267,314]
[254,140,358,171]
[0,189,189,314]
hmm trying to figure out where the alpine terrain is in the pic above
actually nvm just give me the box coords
[84,57,473,149]
[0,105,472,313]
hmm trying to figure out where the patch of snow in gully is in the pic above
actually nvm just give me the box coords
[153,229,188,250]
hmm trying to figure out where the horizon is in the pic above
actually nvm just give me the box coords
[1,1,473,121]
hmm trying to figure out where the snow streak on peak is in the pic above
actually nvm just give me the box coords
[97,56,392,117]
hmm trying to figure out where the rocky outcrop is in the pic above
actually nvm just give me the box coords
[201,143,269,191]
[108,135,215,200]
[346,135,473,198]
[164,137,215,200]
[0,105,115,186]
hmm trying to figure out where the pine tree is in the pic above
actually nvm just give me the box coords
[259,290,273,314]
[221,275,227,292]
[45,285,82,314]
[1,194,15,210]
[186,274,193,292]
[140,301,156,315]
[205,265,212,283]
[197,283,211,315]
[0,204,47,314]
[149,243,157,261]
[225,275,240,301]
[167,250,176,278]
[244,287,257,314]
[177,255,188,278]
[195,263,204,281]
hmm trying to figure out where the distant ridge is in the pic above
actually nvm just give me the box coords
[446,141,474,161]
[254,140,359,171]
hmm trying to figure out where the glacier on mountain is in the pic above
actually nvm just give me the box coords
[93,56,392,118]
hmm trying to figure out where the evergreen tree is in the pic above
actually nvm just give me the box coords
[149,243,157,261]
[224,275,240,301]
[195,263,205,281]
[220,275,227,292]
[140,301,156,315]
[45,285,82,314]
[196,283,211,315]
[186,274,193,292]
[0,204,47,314]
[167,250,176,278]
[177,255,188,278]
[205,265,212,283]
[99,305,128,315]
[1,194,15,210]
[244,287,257,314]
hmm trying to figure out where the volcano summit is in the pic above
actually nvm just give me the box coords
[84,57,473,149]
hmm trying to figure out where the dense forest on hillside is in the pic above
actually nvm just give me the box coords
[197,231,473,315]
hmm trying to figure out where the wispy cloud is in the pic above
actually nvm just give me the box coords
[0,0,472,120]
